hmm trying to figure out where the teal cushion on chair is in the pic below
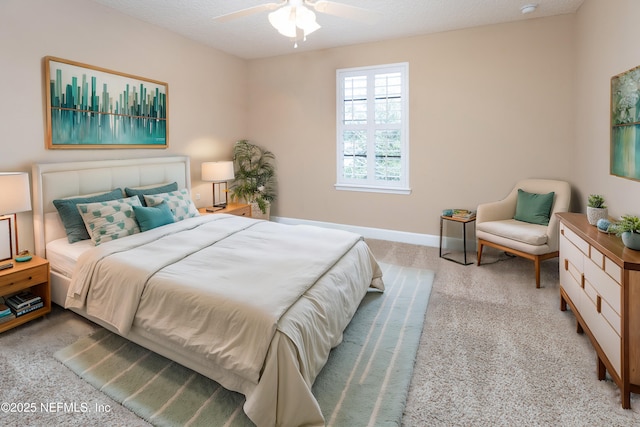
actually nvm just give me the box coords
[514,189,555,226]
[133,201,175,232]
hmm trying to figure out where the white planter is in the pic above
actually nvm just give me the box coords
[587,207,608,226]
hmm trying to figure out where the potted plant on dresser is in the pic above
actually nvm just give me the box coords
[612,214,640,250]
[586,194,608,225]
[229,139,277,220]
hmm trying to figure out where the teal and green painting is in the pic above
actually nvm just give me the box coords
[611,65,640,180]
[47,58,167,147]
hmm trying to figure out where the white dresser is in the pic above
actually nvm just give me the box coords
[557,212,640,409]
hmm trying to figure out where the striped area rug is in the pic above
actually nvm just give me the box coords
[54,263,434,427]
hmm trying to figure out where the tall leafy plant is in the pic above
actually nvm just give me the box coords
[229,140,276,214]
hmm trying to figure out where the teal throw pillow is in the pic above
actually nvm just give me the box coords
[133,202,175,232]
[53,188,124,243]
[514,189,555,226]
[125,182,179,206]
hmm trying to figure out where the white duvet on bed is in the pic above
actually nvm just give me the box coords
[64,213,383,426]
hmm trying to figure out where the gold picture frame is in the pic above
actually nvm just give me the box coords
[44,56,168,149]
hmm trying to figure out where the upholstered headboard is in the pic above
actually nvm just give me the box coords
[32,156,191,258]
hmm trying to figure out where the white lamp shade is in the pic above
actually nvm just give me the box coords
[202,161,235,182]
[0,172,31,215]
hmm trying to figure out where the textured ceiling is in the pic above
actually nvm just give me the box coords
[90,0,585,59]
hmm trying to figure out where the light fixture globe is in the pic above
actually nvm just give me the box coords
[268,6,297,37]
[268,2,320,39]
[295,5,320,35]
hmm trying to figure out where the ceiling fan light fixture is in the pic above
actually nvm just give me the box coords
[268,3,320,40]
[268,6,296,37]
[295,5,321,35]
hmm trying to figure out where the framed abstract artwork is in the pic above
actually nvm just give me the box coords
[611,64,640,180]
[44,56,168,149]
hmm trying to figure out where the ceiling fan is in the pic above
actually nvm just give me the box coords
[214,0,380,47]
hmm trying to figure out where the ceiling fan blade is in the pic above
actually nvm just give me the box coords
[213,1,286,23]
[306,1,381,24]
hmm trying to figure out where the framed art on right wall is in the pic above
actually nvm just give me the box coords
[611,64,640,180]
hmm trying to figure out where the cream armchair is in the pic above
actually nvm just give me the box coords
[476,179,571,288]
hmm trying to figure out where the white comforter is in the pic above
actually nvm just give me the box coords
[65,214,383,425]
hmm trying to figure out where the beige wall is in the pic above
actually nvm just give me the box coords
[4,0,638,251]
[246,15,576,237]
[574,0,640,219]
[1,0,247,251]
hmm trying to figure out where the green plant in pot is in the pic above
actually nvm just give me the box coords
[229,139,276,219]
[586,194,608,226]
[612,214,640,250]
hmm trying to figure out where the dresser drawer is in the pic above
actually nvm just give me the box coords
[560,234,584,274]
[584,257,621,315]
[561,224,590,256]
[561,259,584,311]
[0,266,48,290]
[601,296,621,337]
[581,280,622,376]
[604,257,622,284]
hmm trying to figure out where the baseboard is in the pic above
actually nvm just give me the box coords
[271,216,441,247]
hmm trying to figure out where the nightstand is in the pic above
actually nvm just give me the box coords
[439,215,476,265]
[0,256,51,333]
[198,203,251,217]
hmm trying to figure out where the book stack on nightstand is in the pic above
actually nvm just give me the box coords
[5,291,44,317]
[0,299,15,324]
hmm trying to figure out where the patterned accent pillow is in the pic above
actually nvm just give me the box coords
[124,182,179,206]
[144,188,199,221]
[76,196,142,245]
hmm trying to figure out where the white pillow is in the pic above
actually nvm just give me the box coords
[76,196,142,245]
[144,188,199,221]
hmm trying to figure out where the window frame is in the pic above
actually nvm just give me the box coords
[335,62,410,195]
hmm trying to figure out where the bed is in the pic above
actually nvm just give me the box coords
[32,156,383,427]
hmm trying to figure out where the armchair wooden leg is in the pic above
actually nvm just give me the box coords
[534,256,541,289]
[477,240,484,266]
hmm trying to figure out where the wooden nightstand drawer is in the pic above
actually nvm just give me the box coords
[199,203,251,217]
[229,205,251,216]
[0,266,47,290]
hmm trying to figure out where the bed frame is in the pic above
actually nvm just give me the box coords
[32,156,191,305]
[32,156,379,426]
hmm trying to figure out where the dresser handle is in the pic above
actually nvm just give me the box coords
[596,295,602,313]
[581,274,585,289]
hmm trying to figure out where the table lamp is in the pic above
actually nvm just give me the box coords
[0,172,32,267]
[201,161,235,212]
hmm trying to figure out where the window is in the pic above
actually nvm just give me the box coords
[336,63,409,194]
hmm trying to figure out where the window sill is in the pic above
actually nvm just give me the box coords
[334,184,411,195]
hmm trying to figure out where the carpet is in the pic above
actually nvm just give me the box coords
[53,263,433,427]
